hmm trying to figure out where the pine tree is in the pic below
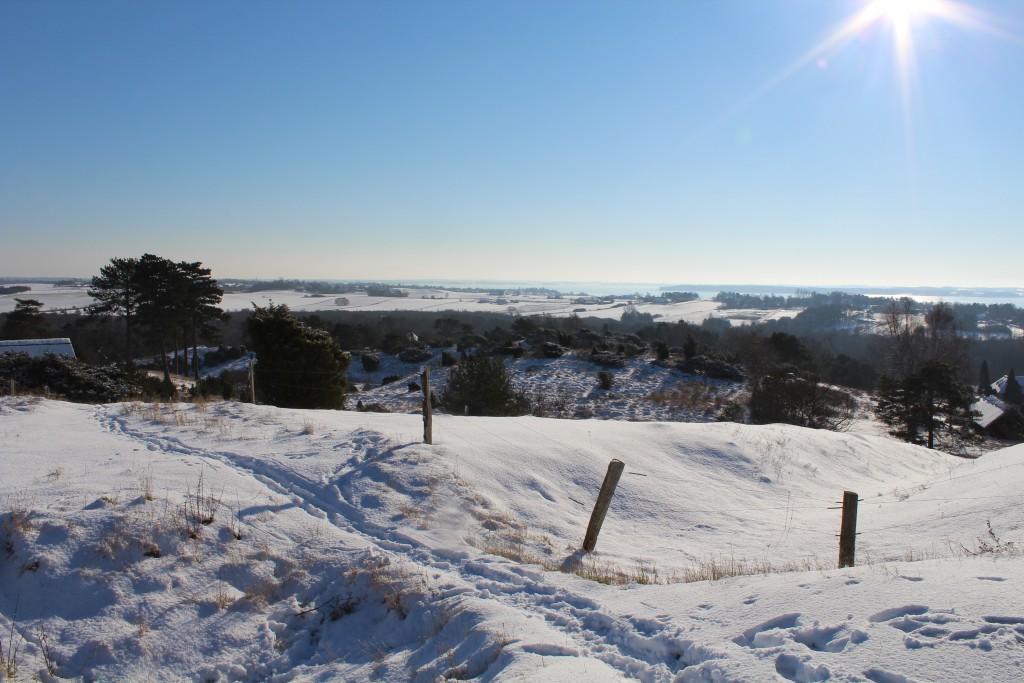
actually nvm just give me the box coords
[439,353,530,417]
[177,261,224,379]
[876,360,978,449]
[978,360,992,396]
[88,257,141,365]
[1004,368,1023,406]
[1,299,50,340]
[246,303,349,409]
[135,254,183,383]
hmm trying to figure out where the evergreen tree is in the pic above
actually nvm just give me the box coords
[876,360,978,449]
[88,257,142,365]
[135,254,183,383]
[875,374,919,443]
[1,299,50,340]
[246,303,349,409]
[439,353,530,417]
[177,261,225,379]
[683,334,697,360]
[1004,368,1023,406]
[978,360,992,396]
[876,300,977,451]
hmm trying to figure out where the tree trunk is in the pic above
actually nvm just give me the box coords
[160,339,171,384]
[191,319,200,380]
[926,388,935,449]
[125,316,133,366]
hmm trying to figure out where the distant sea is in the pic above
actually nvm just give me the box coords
[373,280,1024,307]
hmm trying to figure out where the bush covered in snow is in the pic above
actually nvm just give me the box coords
[0,351,145,402]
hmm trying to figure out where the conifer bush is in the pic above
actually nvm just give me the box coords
[439,354,530,416]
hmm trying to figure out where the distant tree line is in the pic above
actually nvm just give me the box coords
[714,290,882,311]
[221,279,410,297]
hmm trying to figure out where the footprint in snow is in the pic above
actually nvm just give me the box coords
[735,614,867,654]
[863,667,920,683]
[976,576,1006,582]
[743,596,757,605]
[870,606,1024,651]
[775,653,830,682]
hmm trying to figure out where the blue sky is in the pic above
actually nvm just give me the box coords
[2,0,1022,287]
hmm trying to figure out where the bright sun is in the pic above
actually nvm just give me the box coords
[872,0,940,26]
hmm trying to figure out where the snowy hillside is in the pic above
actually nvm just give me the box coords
[2,397,1023,681]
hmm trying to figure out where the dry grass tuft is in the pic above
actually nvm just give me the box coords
[648,380,724,416]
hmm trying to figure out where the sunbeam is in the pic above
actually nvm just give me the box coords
[696,0,1023,146]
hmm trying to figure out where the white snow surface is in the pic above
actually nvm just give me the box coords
[0,284,781,326]
[2,397,1024,682]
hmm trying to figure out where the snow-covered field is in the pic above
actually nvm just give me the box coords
[0,284,777,326]
[3,397,1023,681]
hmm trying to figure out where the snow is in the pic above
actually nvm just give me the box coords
[0,283,757,326]
[974,396,1012,429]
[348,351,750,423]
[2,396,1024,681]
[0,339,76,359]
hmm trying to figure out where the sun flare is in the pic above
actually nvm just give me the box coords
[871,0,941,27]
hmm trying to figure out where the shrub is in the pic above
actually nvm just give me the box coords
[597,371,614,390]
[439,354,530,416]
[441,350,458,367]
[716,402,745,423]
[246,303,349,409]
[0,351,145,402]
[542,342,565,358]
[750,375,853,431]
[399,347,433,363]
[676,355,744,381]
[360,353,380,373]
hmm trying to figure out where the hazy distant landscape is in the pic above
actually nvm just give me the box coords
[4,0,1024,680]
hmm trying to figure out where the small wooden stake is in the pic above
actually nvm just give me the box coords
[583,459,625,552]
[838,490,859,568]
[421,366,432,444]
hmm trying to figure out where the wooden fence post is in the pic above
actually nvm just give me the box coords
[583,459,625,552]
[421,366,432,444]
[248,356,256,404]
[838,490,859,568]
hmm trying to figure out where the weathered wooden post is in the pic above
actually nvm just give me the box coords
[421,366,433,444]
[248,356,256,404]
[583,459,625,552]
[838,490,859,568]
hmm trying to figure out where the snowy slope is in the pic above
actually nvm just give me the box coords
[2,397,1023,682]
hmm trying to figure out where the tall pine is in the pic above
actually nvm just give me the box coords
[1004,369,1023,406]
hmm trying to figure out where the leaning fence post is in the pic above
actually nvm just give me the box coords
[583,459,625,552]
[838,490,859,568]
[421,366,432,444]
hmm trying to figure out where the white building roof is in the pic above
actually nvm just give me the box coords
[973,395,1013,429]
[0,338,76,359]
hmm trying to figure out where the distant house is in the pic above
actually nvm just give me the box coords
[991,374,1024,398]
[973,395,1024,440]
[0,338,76,359]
